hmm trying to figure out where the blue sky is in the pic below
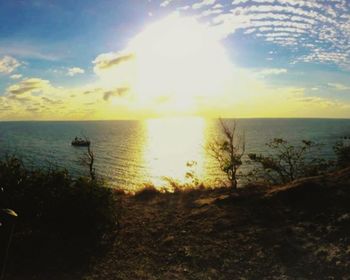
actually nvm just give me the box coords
[0,0,350,120]
[0,1,149,84]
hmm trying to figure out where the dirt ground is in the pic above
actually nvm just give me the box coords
[84,168,350,280]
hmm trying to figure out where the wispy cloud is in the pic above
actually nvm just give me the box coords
[163,0,350,70]
[0,43,61,61]
[192,0,216,10]
[256,68,288,76]
[6,78,51,95]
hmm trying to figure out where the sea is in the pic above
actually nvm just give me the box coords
[0,118,349,191]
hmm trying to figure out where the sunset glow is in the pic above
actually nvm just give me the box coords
[1,1,350,119]
[94,14,234,116]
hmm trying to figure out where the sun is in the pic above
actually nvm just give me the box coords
[98,13,234,116]
[131,14,233,114]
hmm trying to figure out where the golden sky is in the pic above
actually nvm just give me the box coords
[1,3,350,120]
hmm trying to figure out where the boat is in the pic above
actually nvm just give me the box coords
[71,137,90,147]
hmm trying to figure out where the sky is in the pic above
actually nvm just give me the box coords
[0,0,350,120]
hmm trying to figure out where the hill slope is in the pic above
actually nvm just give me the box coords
[86,168,350,279]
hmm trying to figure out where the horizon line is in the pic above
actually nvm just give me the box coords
[1,117,350,122]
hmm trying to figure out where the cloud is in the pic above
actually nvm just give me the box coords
[0,77,111,120]
[6,94,33,104]
[103,87,129,101]
[7,78,51,95]
[67,67,85,76]
[10,74,23,80]
[26,106,40,113]
[0,43,61,61]
[192,0,216,10]
[0,56,21,74]
[41,96,63,104]
[257,68,288,76]
[160,0,173,7]
[167,0,350,69]
[0,105,12,111]
[327,83,350,91]
[88,13,350,118]
[93,52,134,73]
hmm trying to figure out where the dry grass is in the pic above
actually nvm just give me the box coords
[7,168,350,279]
[85,168,350,279]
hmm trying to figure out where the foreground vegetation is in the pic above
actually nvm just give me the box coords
[0,157,118,279]
[2,162,350,279]
[209,119,350,188]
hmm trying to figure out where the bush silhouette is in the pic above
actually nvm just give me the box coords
[0,156,118,256]
[248,138,329,184]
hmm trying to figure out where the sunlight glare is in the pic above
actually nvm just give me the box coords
[130,14,233,113]
[100,14,234,116]
[143,117,206,187]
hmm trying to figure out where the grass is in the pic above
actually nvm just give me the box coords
[85,167,350,279]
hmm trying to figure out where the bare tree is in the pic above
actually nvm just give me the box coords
[208,119,245,190]
[80,139,95,181]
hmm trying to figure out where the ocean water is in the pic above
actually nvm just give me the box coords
[0,118,349,191]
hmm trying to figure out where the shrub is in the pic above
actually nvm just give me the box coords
[0,156,118,252]
[334,140,350,168]
[248,138,329,185]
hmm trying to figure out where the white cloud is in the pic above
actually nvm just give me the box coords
[10,74,23,80]
[67,67,85,77]
[160,0,172,7]
[192,0,216,10]
[160,0,350,70]
[0,56,21,74]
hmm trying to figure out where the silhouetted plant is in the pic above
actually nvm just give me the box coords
[80,142,96,181]
[185,160,200,187]
[0,155,117,252]
[248,138,329,185]
[334,139,350,168]
[208,119,245,190]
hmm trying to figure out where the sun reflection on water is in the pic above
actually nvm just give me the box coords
[143,117,206,188]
